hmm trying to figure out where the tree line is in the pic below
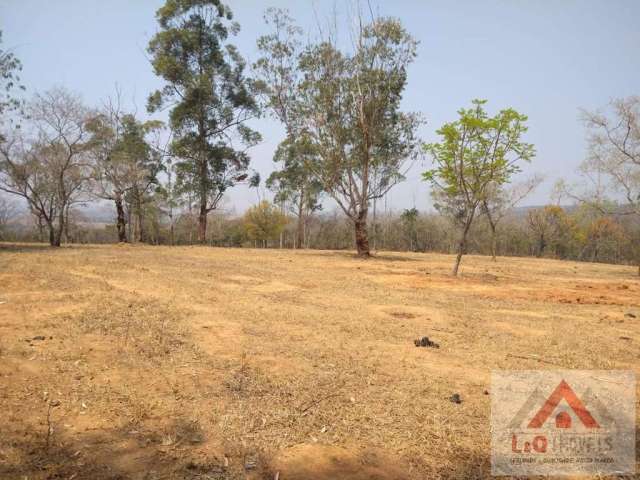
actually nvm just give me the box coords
[0,1,638,276]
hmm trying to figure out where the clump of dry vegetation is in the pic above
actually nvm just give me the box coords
[76,299,190,359]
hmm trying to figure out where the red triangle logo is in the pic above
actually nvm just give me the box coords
[527,379,599,429]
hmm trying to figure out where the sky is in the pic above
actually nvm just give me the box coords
[2,0,639,215]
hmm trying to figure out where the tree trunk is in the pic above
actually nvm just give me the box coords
[51,213,64,247]
[296,218,305,248]
[126,204,133,242]
[452,249,463,276]
[36,215,45,242]
[354,210,370,257]
[537,235,545,257]
[196,146,209,245]
[136,212,145,243]
[485,205,497,261]
[372,198,377,251]
[452,212,475,276]
[48,221,56,246]
[63,206,71,244]
[296,201,305,250]
[168,207,175,246]
[134,192,145,243]
[198,203,207,244]
[490,227,497,262]
[115,195,127,243]
[52,229,63,247]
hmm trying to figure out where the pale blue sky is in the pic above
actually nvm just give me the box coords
[2,0,639,213]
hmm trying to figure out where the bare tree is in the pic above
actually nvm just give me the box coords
[581,97,639,213]
[481,175,542,261]
[559,96,640,273]
[0,88,92,246]
[0,196,16,239]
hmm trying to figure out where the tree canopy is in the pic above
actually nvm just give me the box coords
[259,13,422,256]
[147,0,262,243]
[423,99,535,274]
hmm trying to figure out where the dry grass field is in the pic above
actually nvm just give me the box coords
[0,243,638,479]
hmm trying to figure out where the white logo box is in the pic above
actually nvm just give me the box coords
[491,370,635,476]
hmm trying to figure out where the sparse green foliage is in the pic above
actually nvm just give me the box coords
[254,8,303,130]
[0,30,25,126]
[423,100,535,274]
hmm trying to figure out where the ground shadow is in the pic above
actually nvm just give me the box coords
[0,242,56,253]
[0,422,239,480]
[301,249,421,262]
[0,242,107,253]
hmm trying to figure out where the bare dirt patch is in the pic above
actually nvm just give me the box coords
[1,244,638,479]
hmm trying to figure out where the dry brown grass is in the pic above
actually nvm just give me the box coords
[0,243,638,479]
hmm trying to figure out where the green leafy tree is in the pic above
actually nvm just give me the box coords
[255,8,323,250]
[424,100,535,275]
[243,200,288,247]
[266,135,322,248]
[301,17,422,257]
[258,11,421,257]
[88,97,164,243]
[147,0,261,244]
[400,207,419,251]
